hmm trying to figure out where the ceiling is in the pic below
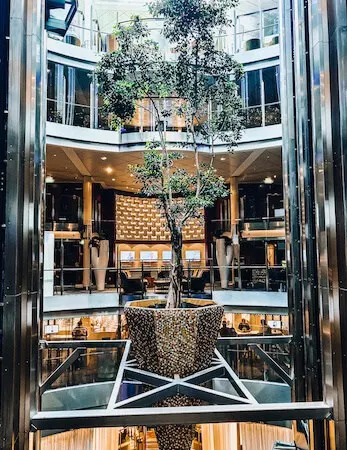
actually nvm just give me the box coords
[46,145,283,191]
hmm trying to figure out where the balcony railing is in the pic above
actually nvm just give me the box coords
[32,335,331,432]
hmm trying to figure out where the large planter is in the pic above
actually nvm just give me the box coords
[124,299,224,450]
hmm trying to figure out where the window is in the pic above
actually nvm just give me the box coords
[236,5,279,52]
[46,62,92,127]
[239,65,281,128]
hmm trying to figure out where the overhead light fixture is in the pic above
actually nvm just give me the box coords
[101,156,107,160]
[220,157,226,161]
[53,154,57,157]
[46,176,55,183]
[105,167,113,174]
[112,178,115,181]
[264,176,274,184]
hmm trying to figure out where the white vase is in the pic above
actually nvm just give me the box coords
[216,238,233,289]
[91,240,109,291]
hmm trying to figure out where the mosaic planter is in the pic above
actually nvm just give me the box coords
[124,299,224,450]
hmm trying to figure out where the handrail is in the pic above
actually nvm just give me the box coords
[40,339,127,348]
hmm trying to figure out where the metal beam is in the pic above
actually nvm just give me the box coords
[41,339,127,349]
[231,149,266,177]
[217,335,292,345]
[107,340,131,409]
[182,365,225,386]
[179,381,252,405]
[250,344,293,387]
[113,382,178,409]
[62,147,91,176]
[214,349,258,403]
[39,348,83,395]
[31,402,332,430]
[124,367,173,387]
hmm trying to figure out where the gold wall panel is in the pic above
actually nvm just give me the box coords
[116,194,205,242]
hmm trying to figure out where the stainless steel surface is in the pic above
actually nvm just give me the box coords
[250,344,293,386]
[1,0,46,448]
[107,339,131,409]
[39,348,84,395]
[280,0,347,447]
[31,401,331,429]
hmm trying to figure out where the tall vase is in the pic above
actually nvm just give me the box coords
[91,240,109,291]
[216,238,233,289]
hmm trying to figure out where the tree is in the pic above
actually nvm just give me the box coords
[96,0,243,308]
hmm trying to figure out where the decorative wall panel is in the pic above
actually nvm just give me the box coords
[116,194,204,241]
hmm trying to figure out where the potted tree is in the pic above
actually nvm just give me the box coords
[97,0,242,447]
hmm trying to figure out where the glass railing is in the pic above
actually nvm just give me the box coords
[47,98,281,131]
[44,258,287,297]
[57,14,279,56]
[39,335,292,409]
[47,97,188,132]
[47,98,91,128]
[243,102,281,128]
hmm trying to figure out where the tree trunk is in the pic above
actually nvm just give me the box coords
[166,230,183,309]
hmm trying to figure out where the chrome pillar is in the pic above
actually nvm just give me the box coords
[280,0,347,447]
[1,0,46,448]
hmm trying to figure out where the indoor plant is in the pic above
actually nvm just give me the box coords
[96,0,243,309]
[96,0,242,447]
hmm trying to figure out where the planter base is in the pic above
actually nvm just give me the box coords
[124,299,223,450]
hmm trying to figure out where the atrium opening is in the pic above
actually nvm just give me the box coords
[0,0,346,449]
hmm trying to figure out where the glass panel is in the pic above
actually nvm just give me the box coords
[263,8,279,46]
[246,70,261,107]
[265,103,281,125]
[263,66,280,104]
[237,12,261,52]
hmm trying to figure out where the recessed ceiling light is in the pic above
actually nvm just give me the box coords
[101,156,107,160]
[220,157,226,161]
[264,176,274,184]
[214,169,217,172]
[130,174,134,177]
[274,175,277,179]
[46,176,55,183]
[53,154,57,157]
[105,167,113,174]
[112,178,115,181]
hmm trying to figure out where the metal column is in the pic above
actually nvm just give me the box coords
[280,0,347,447]
[0,0,46,448]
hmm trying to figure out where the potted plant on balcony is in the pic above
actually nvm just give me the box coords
[96,0,243,448]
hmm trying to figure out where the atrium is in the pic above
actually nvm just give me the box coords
[0,0,346,449]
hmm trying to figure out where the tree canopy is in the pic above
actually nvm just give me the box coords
[96,0,243,307]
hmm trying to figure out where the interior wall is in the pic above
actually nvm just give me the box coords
[116,242,206,268]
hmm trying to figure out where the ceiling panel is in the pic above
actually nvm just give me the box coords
[46,144,282,190]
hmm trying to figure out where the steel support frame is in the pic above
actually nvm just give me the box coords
[280,0,347,447]
[33,338,332,431]
[0,0,46,449]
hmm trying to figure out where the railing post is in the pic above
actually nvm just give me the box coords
[89,241,93,294]
[60,239,64,295]
[141,262,144,299]
[188,260,191,298]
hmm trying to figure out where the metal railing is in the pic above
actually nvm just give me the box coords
[33,335,331,431]
[44,257,287,297]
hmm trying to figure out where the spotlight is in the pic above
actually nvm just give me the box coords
[264,176,274,184]
[101,156,107,160]
[105,167,113,174]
